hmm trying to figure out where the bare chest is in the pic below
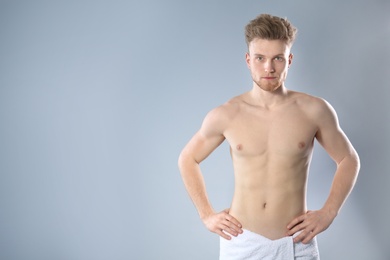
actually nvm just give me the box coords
[224,108,317,157]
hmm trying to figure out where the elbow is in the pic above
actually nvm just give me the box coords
[336,149,360,176]
[178,150,191,174]
[345,149,360,178]
[354,150,361,174]
[349,145,360,173]
[178,150,198,176]
[178,151,185,172]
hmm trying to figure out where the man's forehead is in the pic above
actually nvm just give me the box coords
[248,38,291,54]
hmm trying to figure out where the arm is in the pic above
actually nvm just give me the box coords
[178,107,243,240]
[287,99,360,243]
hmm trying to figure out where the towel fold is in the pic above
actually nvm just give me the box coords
[220,229,320,260]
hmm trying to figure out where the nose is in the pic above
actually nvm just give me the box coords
[264,60,275,73]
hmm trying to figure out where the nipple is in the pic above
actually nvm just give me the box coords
[236,144,243,151]
[298,142,305,149]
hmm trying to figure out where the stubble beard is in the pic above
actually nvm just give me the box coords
[254,79,282,92]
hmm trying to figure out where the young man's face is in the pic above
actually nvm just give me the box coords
[246,38,293,92]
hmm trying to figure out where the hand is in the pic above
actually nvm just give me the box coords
[201,209,243,240]
[286,209,335,244]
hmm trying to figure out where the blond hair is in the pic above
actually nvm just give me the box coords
[245,14,297,47]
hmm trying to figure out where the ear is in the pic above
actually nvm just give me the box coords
[245,52,251,69]
[288,53,293,68]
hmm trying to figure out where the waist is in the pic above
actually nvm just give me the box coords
[229,192,305,240]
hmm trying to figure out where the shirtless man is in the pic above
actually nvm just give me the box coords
[178,14,360,259]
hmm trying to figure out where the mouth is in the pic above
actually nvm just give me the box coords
[262,77,277,80]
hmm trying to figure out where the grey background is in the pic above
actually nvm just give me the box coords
[0,0,389,259]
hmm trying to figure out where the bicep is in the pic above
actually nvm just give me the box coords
[182,130,225,164]
[181,108,227,164]
[315,102,355,164]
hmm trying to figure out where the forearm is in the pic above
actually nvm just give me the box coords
[178,156,215,219]
[323,152,360,216]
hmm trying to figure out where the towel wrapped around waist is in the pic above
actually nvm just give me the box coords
[220,229,320,260]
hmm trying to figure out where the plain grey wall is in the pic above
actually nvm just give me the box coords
[0,1,389,259]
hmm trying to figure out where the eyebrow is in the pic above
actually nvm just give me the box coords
[253,53,285,57]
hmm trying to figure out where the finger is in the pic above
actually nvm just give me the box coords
[287,220,308,236]
[293,231,306,243]
[216,229,231,240]
[301,234,314,244]
[293,228,314,243]
[223,223,241,235]
[220,222,240,236]
[301,228,319,244]
[225,214,243,230]
[287,214,305,229]
[220,211,243,233]
[287,225,302,236]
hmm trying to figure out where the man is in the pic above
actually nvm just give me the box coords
[178,14,360,259]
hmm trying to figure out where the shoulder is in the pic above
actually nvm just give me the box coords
[201,95,243,136]
[205,94,244,121]
[291,91,337,121]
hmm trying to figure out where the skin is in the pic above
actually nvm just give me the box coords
[178,38,360,244]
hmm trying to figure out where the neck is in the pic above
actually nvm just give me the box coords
[249,84,289,108]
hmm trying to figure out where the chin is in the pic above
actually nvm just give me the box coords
[255,81,281,92]
[259,85,281,92]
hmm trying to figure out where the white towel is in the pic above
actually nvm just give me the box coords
[219,229,320,260]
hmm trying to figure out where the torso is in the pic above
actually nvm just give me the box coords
[222,90,318,240]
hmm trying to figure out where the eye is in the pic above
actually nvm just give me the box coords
[256,56,264,61]
[274,57,285,61]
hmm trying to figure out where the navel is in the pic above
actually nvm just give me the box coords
[263,203,267,209]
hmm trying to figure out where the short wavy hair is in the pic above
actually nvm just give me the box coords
[245,14,298,47]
